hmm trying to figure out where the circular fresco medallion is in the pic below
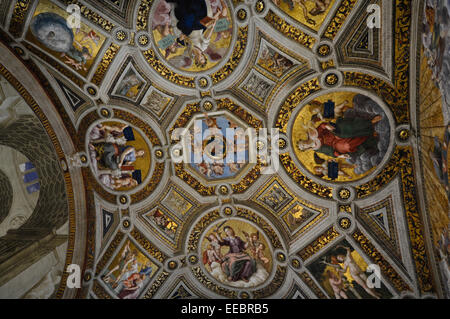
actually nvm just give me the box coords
[201,219,272,288]
[292,92,391,182]
[151,0,233,72]
[87,121,151,192]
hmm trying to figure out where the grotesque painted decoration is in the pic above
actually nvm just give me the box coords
[307,240,392,299]
[87,121,151,191]
[293,92,391,182]
[27,0,106,76]
[152,0,233,72]
[101,240,158,299]
[201,219,272,288]
[271,0,336,30]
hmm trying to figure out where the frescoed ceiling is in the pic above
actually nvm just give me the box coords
[0,0,448,299]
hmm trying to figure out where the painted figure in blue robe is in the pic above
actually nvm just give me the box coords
[30,12,96,71]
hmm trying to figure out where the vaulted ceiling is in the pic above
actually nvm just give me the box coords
[0,0,448,299]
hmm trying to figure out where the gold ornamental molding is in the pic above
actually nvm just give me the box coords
[94,231,125,276]
[299,272,327,299]
[136,0,155,31]
[91,43,120,86]
[352,229,411,293]
[275,78,321,133]
[279,153,333,199]
[9,0,32,38]
[297,226,340,261]
[211,26,249,84]
[323,0,358,40]
[142,49,196,88]
[264,10,316,49]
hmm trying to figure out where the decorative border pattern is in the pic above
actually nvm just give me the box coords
[352,229,411,292]
[191,267,237,298]
[343,72,408,124]
[297,226,340,261]
[142,49,196,88]
[92,280,113,299]
[91,43,120,86]
[187,210,221,252]
[274,78,321,133]
[253,266,287,298]
[355,146,402,198]
[59,0,115,32]
[130,227,168,263]
[94,231,124,276]
[142,271,170,298]
[136,0,154,31]
[280,153,333,199]
[299,272,327,299]
[9,0,32,37]
[264,10,315,49]
[323,0,358,40]
[211,26,248,84]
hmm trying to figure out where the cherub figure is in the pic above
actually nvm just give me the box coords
[326,269,349,299]
[243,231,270,266]
[322,246,381,299]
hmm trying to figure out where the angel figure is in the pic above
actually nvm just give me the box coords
[243,231,270,266]
[322,247,381,299]
[325,269,349,299]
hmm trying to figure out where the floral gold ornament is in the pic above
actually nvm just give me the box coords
[264,10,316,49]
[240,292,250,299]
[325,73,339,86]
[199,77,208,88]
[115,30,127,41]
[291,259,301,269]
[237,8,247,21]
[278,138,287,149]
[138,34,149,46]
[119,195,128,204]
[255,0,265,13]
[189,255,198,264]
[317,44,331,57]
[219,185,229,195]
[122,219,130,229]
[100,108,110,117]
[338,188,351,200]
[277,252,286,262]
[80,154,87,164]
[339,205,352,213]
[168,261,177,270]
[398,129,410,141]
[223,207,233,215]
[87,86,97,96]
[155,150,163,158]
[83,272,91,281]
[14,46,24,56]
[203,101,213,111]
[339,217,351,229]
[256,140,265,150]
